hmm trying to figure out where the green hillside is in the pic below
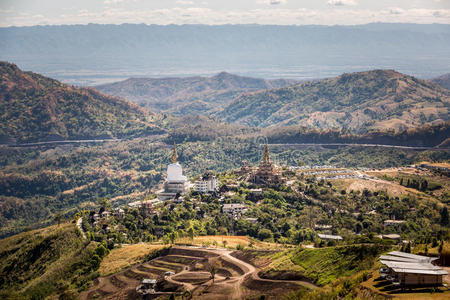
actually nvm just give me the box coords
[0,62,163,143]
[95,72,297,115]
[217,70,450,132]
[0,222,105,300]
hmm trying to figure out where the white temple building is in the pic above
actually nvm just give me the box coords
[157,144,190,200]
[194,171,219,193]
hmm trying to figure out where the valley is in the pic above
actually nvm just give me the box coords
[0,61,448,300]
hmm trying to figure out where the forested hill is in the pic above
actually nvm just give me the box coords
[431,73,450,90]
[0,62,163,144]
[217,69,450,132]
[95,72,297,115]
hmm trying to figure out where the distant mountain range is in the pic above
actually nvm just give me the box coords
[430,73,450,90]
[95,72,297,115]
[0,62,162,144]
[96,69,450,133]
[1,23,450,85]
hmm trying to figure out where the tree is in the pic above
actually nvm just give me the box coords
[440,207,449,226]
[257,228,273,241]
[98,198,111,210]
[205,257,222,284]
[169,232,177,244]
[187,227,195,241]
[54,212,63,227]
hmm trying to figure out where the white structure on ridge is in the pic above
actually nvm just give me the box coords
[157,144,190,200]
[195,171,219,193]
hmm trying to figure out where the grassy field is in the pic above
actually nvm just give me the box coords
[259,244,389,286]
[334,177,421,197]
[99,243,166,276]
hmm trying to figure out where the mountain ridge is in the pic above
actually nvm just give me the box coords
[430,73,450,90]
[216,69,450,132]
[0,61,163,143]
[95,72,298,115]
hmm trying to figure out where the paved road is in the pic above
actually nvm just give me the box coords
[7,138,121,147]
[268,143,448,150]
[76,217,87,239]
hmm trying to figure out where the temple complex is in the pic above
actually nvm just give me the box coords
[157,144,190,200]
[250,141,284,185]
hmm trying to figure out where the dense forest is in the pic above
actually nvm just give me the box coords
[0,62,164,143]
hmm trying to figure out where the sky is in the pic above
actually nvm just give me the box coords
[0,0,449,27]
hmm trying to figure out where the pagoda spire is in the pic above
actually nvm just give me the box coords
[263,138,270,162]
[171,143,178,163]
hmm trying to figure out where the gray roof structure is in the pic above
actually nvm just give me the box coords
[391,268,448,275]
[142,279,157,284]
[318,234,343,240]
[387,251,438,263]
[379,255,423,263]
[380,251,447,276]
[380,261,442,270]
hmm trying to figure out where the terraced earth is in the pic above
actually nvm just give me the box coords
[80,246,316,299]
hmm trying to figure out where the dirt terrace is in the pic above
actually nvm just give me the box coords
[80,246,316,299]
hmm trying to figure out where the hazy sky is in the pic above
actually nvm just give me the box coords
[1,0,449,27]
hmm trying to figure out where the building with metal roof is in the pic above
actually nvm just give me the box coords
[317,234,343,240]
[379,251,447,287]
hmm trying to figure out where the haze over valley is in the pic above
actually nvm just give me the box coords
[1,1,450,299]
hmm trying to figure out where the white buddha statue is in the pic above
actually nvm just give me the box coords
[167,144,187,183]
[157,143,190,200]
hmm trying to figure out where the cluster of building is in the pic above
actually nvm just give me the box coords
[157,144,219,200]
[155,141,282,202]
[143,141,286,222]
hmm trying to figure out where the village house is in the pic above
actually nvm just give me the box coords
[222,203,248,219]
[114,208,124,218]
[249,188,262,195]
[317,233,343,241]
[384,220,406,227]
[140,200,157,217]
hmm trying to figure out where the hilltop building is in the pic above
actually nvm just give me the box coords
[194,171,219,193]
[250,141,284,185]
[157,144,190,200]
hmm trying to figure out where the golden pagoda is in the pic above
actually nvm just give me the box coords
[251,140,284,185]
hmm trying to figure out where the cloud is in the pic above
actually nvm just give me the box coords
[389,7,404,15]
[327,0,357,6]
[1,6,450,27]
[104,0,124,4]
[104,0,137,4]
[176,0,194,5]
[257,0,287,5]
